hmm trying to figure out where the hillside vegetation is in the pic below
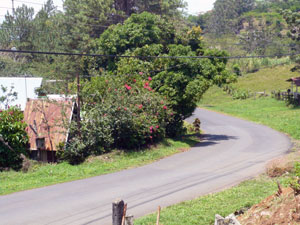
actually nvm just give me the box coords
[200,64,300,139]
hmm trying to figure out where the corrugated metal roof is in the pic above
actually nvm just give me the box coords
[287,77,300,86]
[0,77,43,110]
[24,99,74,151]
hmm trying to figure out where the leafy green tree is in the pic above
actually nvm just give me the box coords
[187,12,212,31]
[0,5,35,50]
[32,0,64,53]
[209,0,255,35]
[283,9,300,72]
[62,0,117,52]
[91,12,234,137]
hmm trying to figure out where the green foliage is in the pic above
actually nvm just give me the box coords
[61,75,174,164]
[90,12,233,138]
[233,64,242,76]
[0,4,35,50]
[0,107,28,171]
[282,9,300,72]
[0,85,18,108]
[208,0,255,35]
[94,12,176,60]
[187,12,212,31]
[289,162,300,194]
[63,0,116,51]
[223,84,250,100]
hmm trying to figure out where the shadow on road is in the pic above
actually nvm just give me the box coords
[195,134,237,147]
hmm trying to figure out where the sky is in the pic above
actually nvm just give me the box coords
[0,0,216,21]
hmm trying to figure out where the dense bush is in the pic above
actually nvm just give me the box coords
[61,76,174,164]
[0,107,28,171]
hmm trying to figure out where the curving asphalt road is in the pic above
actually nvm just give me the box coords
[0,108,291,225]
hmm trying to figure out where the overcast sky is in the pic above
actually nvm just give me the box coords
[0,0,216,21]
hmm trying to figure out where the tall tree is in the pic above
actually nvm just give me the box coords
[283,9,300,72]
[0,5,35,50]
[62,0,117,52]
[209,0,255,35]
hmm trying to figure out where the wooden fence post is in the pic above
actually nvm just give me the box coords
[113,199,124,225]
[156,206,161,225]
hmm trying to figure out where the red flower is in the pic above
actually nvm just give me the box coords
[125,84,132,90]
[138,104,143,109]
[163,106,167,110]
[139,72,143,75]
[9,111,13,115]
[145,82,149,86]
[156,125,159,129]
[124,107,127,111]
[148,77,152,81]
[133,79,137,83]
[150,136,153,139]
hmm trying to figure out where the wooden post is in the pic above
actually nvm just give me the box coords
[113,199,124,225]
[156,206,161,225]
[121,203,127,225]
[76,74,81,137]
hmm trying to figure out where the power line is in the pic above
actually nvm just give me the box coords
[14,0,63,9]
[1,48,300,59]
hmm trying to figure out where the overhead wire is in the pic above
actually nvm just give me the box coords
[1,48,300,60]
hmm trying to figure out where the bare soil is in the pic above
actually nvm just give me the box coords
[238,187,300,225]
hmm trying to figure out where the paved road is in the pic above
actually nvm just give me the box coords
[0,108,291,225]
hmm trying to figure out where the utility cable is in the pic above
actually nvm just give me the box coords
[1,48,299,59]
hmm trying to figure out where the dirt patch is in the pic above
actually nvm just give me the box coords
[266,140,300,178]
[238,187,300,225]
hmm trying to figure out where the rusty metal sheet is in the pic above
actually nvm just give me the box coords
[24,99,74,151]
[287,77,300,86]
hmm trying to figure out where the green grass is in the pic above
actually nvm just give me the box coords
[232,64,296,93]
[136,176,288,225]
[0,138,198,195]
[200,65,300,140]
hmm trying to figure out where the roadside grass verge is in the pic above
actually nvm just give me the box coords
[0,137,198,195]
[136,176,289,225]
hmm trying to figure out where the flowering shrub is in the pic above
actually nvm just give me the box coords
[60,76,174,164]
[0,106,28,171]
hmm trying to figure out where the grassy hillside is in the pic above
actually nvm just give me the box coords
[199,65,300,139]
